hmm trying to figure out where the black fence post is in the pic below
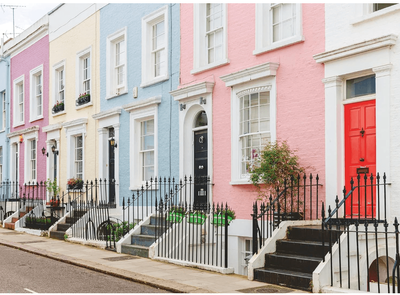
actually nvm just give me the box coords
[252,202,258,255]
[225,202,228,268]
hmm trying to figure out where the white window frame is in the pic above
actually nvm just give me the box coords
[29,65,44,122]
[106,27,127,99]
[254,3,303,55]
[0,146,3,183]
[24,132,38,183]
[141,6,169,88]
[13,75,24,127]
[52,60,66,116]
[1,91,5,131]
[76,47,92,108]
[74,135,83,179]
[352,3,400,24]
[192,3,228,75]
[127,103,159,190]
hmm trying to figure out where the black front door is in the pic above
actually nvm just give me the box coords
[108,139,115,205]
[194,130,208,206]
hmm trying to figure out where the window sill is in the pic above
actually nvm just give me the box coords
[351,4,400,25]
[230,179,253,186]
[140,75,169,88]
[253,35,304,56]
[191,58,230,75]
[52,110,66,117]
[29,116,44,123]
[76,102,93,110]
[106,90,128,100]
[0,129,5,133]
[13,122,25,128]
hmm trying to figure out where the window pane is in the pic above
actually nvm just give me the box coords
[346,75,376,99]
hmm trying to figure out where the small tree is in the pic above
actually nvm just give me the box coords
[250,141,305,212]
[45,178,61,199]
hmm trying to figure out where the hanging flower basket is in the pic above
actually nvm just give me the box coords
[187,212,207,225]
[211,214,233,226]
[166,212,185,223]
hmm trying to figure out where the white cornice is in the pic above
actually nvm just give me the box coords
[122,96,161,113]
[92,107,122,120]
[7,126,39,138]
[62,118,88,129]
[170,82,215,102]
[314,34,398,64]
[42,123,62,133]
[220,62,280,87]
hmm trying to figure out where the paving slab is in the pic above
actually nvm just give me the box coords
[0,227,303,293]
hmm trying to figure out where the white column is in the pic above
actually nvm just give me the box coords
[373,64,392,220]
[113,123,120,207]
[97,128,108,180]
[323,76,344,213]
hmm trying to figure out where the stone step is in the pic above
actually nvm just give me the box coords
[121,244,149,258]
[4,222,15,230]
[288,225,341,243]
[254,267,312,291]
[265,252,321,274]
[49,230,66,240]
[276,239,328,258]
[131,234,155,247]
[141,224,168,237]
[57,223,72,232]
[11,217,18,223]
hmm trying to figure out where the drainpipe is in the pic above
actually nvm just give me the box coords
[0,55,10,181]
[168,3,174,176]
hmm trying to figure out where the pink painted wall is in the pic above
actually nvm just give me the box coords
[180,4,325,219]
[10,35,49,185]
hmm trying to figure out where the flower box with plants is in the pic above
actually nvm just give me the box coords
[76,92,91,106]
[212,207,236,226]
[67,177,84,190]
[166,205,186,223]
[25,216,53,230]
[52,101,64,114]
[249,141,305,221]
[187,211,207,225]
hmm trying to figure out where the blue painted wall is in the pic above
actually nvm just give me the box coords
[100,4,180,204]
[0,56,10,183]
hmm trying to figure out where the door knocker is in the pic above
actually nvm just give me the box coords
[199,136,204,143]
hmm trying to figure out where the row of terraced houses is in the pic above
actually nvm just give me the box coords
[1,3,400,293]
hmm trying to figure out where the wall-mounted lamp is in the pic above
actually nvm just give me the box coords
[42,147,48,157]
[110,137,117,148]
[199,97,206,105]
[51,145,59,155]
[180,103,186,111]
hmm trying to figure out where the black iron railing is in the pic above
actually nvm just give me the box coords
[155,200,231,268]
[121,176,212,235]
[252,173,321,254]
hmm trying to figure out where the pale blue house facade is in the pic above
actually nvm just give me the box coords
[0,55,10,184]
[95,4,180,207]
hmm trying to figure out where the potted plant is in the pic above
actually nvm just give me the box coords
[212,207,235,226]
[187,210,207,225]
[249,140,305,221]
[76,92,91,106]
[166,205,186,223]
[45,178,61,205]
[67,177,84,190]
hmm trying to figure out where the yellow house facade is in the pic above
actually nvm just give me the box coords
[45,4,104,192]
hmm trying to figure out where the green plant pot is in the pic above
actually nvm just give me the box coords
[187,212,207,225]
[166,212,184,223]
[211,214,233,226]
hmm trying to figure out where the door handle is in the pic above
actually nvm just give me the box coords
[199,165,204,169]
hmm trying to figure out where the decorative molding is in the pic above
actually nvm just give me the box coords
[322,76,343,88]
[236,86,272,98]
[7,126,39,138]
[42,123,62,133]
[92,107,122,120]
[62,118,88,129]
[170,82,215,102]
[314,34,398,64]
[373,64,393,78]
[5,24,48,58]
[122,96,161,113]
[220,62,280,87]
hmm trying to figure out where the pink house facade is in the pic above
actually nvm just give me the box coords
[7,16,49,189]
[170,4,325,274]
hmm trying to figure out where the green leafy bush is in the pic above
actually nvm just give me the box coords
[107,222,135,242]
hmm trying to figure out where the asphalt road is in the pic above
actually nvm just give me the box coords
[0,245,170,293]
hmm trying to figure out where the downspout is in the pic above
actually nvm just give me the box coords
[168,3,174,176]
[0,55,10,181]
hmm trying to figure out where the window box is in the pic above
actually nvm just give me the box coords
[67,178,84,190]
[52,102,65,114]
[211,214,233,226]
[76,93,90,106]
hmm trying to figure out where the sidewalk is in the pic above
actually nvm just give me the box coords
[0,227,303,293]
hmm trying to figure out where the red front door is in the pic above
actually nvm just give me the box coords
[344,100,376,218]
